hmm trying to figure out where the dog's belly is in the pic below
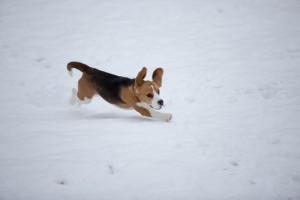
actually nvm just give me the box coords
[97,91,123,105]
[113,103,133,110]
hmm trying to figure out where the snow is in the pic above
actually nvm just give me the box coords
[1,0,300,199]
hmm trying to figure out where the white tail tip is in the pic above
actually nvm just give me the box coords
[68,69,73,77]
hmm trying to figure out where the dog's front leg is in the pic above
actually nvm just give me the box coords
[135,102,172,122]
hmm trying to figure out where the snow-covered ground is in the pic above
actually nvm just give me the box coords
[1,0,300,199]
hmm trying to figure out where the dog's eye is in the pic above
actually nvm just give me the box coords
[147,94,153,98]
[157,90,160,95]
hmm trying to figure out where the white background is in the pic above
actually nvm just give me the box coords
[1,0,300,199]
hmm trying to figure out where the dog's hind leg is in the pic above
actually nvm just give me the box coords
[76,75,96,105]
[69,88,93,105]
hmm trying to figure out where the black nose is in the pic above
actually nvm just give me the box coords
[158,100,164,106]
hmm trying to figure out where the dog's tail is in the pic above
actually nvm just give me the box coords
[67,62,91,77]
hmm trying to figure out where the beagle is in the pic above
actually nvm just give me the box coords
[67,62,172,122]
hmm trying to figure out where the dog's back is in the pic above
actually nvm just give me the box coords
[67,62,134,105]
[90,72,134,105]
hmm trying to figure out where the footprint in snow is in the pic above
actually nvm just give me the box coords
[249,180,256,185]
[57,180,66,185]
[230,161,239,167]
[35,57,45,63]
[292,175,300,184]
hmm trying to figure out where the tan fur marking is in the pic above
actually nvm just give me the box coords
[77,74,96,101]
[152,68,163,87]
[135,67,147,87]
[134,81,153,105]
[120,85,151,117]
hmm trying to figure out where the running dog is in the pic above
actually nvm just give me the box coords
[67,62,172,122]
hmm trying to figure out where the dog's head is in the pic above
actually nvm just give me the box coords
[134,67,164,110]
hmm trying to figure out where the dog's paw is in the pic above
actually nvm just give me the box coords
[163,113,172,122]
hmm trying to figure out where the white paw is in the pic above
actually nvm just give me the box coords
[79,97,92,105]
[162,113,172,122]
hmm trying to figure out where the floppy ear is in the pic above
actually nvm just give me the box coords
[152,68,163,87]
[135,67,147,88]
